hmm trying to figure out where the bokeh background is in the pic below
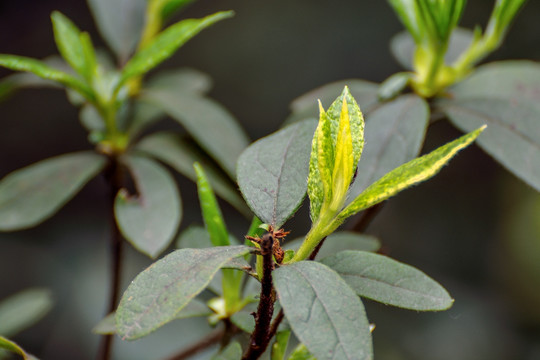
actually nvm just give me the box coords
[0,0,540,359]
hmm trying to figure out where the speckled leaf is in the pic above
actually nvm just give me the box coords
[274,261,373,360]
[86,0,146,61]
[142,90,248,178]
[118,11,233,88]
[322,251,454,311]
[439,61,540,191]
[136,132,249,216]
[286,80,379,125]
[348,94,428,201]
[337,126,484,223]
[0,336,38,360]
[237,119,317,227]
[0,289,53,337]
[0,152,106,231]
[115,155,181,258]
[116,245,250,340]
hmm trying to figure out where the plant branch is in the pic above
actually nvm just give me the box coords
[242,234,275,360]
[96,157,124,360]
[267,309,284,340]
[165,326,227,360]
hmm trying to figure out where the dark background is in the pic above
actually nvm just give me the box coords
[0,1,539,359]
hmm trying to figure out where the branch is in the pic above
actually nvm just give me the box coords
[164,326,226,360]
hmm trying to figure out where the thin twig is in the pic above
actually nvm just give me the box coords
[165,327,226,360]
[96,157,124,360]
[242,234,275,360]
[267,309,284,340]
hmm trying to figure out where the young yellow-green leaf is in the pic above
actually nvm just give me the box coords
[321,251,454,311]
[311,103,334,219]
[237,119,317,227]
[0,336,38,360]
[287,344,316,360]
[136,132,250,217]
[274,261,373,360]
[0,55,94,101]
[115,155,181,258]
[117,11,233,89]
[336,126,485,224]
[0,152,106,231]
[271,330,291,360]
[0,289,53,337]
[116,245,251,340]
[51,12,92,81]
[195,163,229,247]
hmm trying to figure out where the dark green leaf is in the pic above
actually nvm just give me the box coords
[211,341,242,360]
[116,245,251,340]
[0,289,53,337]
[286,80,379,125]
[347,94,429,201]
[0,55,94,101]
[127,101,166,138]
[237,119,317,227]
[115,155,181,258]
[141,90,249,178]
[136,132,250,216]
[0,152,106,231]
[0,336,38,360]
[439,61,540,191]
[285,232,381,259]
[390,28,474,70]
[146,68,212,96]
[274,261,373,360]
[86,0,146,61]
[322,251,454,311]
[118,11,233,88]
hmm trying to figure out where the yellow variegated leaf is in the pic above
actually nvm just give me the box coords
[334,125,486,226]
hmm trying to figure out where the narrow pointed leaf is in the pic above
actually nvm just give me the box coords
[322,251,454,311]
[118,11,233,88]
[136,132,250,216]
[86,0,146,61]
[347,94,429,201]
[195,163,229,247]
[0,289,53,337]
[0,55,94,101]
[142,90,249,178]
[439,61,540,191]
[274,261,373,360]
[115,155,181,258]
[337,126,484,223]
[237,119,317,227]
[116,245,251,339]
[0,152,106,231]
[0,337,38,360]
[51,12,90,80]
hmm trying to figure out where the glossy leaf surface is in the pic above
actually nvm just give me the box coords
[0,289,53,337]
[115,155,181,258]
[116,245,251,339]
[348,94,429,201]
[274,261,373,360]
[237,119,317,227]
[440,61,540,191]
[0,152,106,231]
[322,251,454,310]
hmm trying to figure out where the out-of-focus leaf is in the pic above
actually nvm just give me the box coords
[0,336,38,360]
[271,329,291,360]
[439,61,540,191]
[0,289,53,337]
[211,341,242,360]
[127,101,166,138]
[230,310,255,334]
[377,72,411,101]
[337,127,484,223]
[115,155,181,258]
[390,28,474,70]
[322,251,454,311]
[136,132,250,216]
[287,344,316,360]
[142,90,249,178]
[0,152,106,231]
[92,313,116,335]
[116,245,251,340]
[347,94,429,201]
[274,261,372,360]
[86,0,146,62]
[118,11,233,88]
[146,68,212,96]
[159,0,195,19]
[237,119,317,227]
[285,232,381,259]
[286,80,379,125]
[0,55,94,101]
[79,104,105,132]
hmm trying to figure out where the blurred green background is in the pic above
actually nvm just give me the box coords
[0,0,539,359]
